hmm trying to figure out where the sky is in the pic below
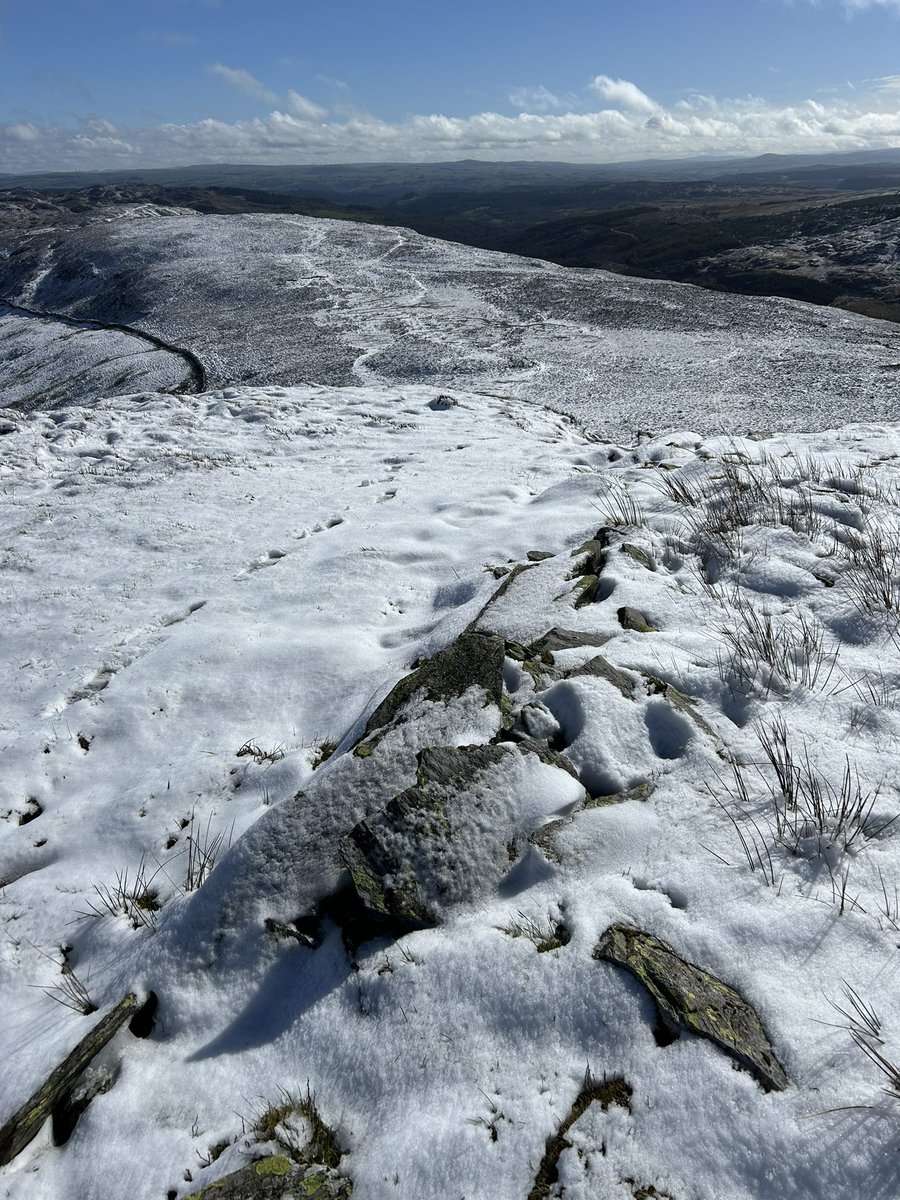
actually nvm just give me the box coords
[3,0,900,172]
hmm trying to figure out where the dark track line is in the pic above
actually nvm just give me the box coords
[0,299,207,394]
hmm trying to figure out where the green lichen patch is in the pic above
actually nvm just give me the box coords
[359,631,505,747]
[183,1160,351,1199]
[256,1156,293,1176]
[594,924,789,1091]
[617,606,657,633]
[584,780,655,809]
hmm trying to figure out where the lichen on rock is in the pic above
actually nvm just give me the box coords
[340,741,583,928]
[594,923,789,1092]
[353,631,506,755]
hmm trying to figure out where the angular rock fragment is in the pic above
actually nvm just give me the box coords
[341,742,580,930]
[594,924,788,1091]
[356,631,505,749]
[529,627,614,657]
[0,992,141,1165]
[617,606,657,633]
[467,561,538,633]
[569,536,609,580]
[183,1157,351,1199]
[563,653,634,697]
[642,673,721,745]
[505,734,581,780]
[620,542,656,571]
[583,780,655,809]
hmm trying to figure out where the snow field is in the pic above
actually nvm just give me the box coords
[0,385,899,1198]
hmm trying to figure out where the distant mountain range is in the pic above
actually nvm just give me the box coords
[5,148,900,324]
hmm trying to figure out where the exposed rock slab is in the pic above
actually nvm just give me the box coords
[341,742,580,927]
[358,631,505,746]
[183,1157,351,1199]
[594,924,788,1091]
[0,993,139,1165]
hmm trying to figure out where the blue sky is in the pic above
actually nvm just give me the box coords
[3,0,900,171]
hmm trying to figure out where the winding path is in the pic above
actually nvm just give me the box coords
[0,298,207,394]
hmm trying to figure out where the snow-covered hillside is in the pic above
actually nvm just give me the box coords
[3,207,900,435]
[1,375,900,1200]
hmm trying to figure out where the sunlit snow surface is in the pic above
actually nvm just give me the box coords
[3,210,900,433]
[1,382,900,1199]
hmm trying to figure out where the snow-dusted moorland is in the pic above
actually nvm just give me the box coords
[1,211,900,1200]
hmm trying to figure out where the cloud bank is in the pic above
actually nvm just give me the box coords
[4,75,900,173]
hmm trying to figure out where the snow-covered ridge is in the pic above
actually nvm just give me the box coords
[1,382,899,1199]
[4,207,900,436]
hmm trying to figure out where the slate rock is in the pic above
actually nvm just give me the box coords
[341,741,573,928]
[359,631,505,742]
[617,606,657,633]
[583,780,655,809]
[563,653,634,697]
[642,673,721,745]
[0,992,139,1166]
[529,627,614,656]
[620,543,656,571]
[183,1157,351,1199]
[594,924,789,1091]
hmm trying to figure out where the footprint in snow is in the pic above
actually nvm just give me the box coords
[48,602,208,713]
[630,875,689,910]
[295,516,345,539]
[245,549,288,573]
[160,599,206,627]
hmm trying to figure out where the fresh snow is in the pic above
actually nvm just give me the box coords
[1,373,900,1199]
[5,209,900,433]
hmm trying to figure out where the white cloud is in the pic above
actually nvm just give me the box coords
[287,90,327,121]
[508,85,563,112]
[209,63,279,105]
[5,77,900,173]
[841,0,900,10]
[589,75,659,114]
[5,122,41,143]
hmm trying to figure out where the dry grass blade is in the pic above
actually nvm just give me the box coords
[851,1031,900,1103]
[592,483,644,528]
[81,856,162,929]
[828,985,883,1044]
[183,811,232,891]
